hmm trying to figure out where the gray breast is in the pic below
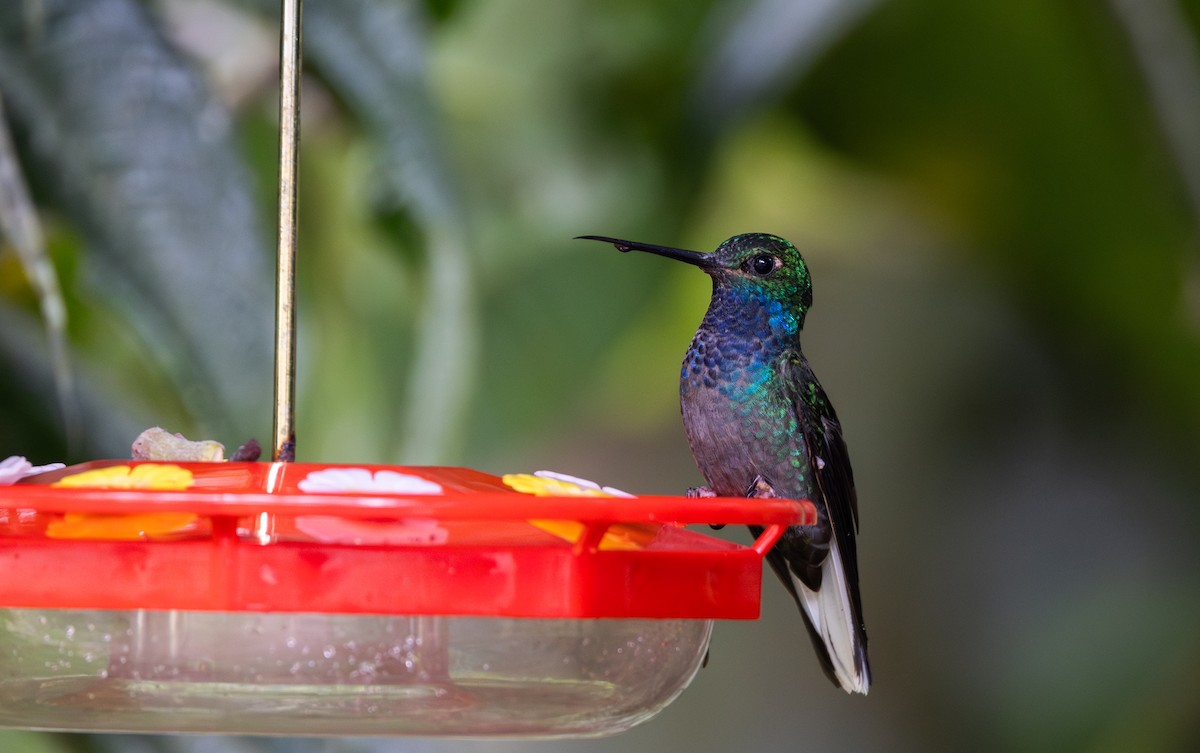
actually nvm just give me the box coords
[679,342,811,500]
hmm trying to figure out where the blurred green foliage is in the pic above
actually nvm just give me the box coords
[1,0,1199,752]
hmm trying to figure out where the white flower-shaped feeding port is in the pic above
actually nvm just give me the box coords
[295,467,447,545]
[0,456,65,486]
[297,467,443,495]
[530,470,634,498]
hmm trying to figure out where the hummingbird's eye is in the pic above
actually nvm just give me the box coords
[747,254,778,276]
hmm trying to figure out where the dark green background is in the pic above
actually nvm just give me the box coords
[1,0,1198,751]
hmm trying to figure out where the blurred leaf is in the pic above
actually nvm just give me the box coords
[304,0,474,464]
[239,0,475,463]
[793,0,1200,444]
[293,129,418,463]
[422,0,466,25]
[0,300,144,460]
[0,93,76,447]
[0,0,274,442]
[0,730,72,753]
[1111,0,1200,223]
[302,1,461,224]
[689,0,884,135]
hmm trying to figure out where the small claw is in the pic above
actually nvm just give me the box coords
[745,474,777,499]
[686,486,725,529]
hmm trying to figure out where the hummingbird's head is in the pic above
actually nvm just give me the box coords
[577,232,813,316]
[706,233,813,313]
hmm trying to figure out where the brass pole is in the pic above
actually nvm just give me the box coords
[272,0,302,461]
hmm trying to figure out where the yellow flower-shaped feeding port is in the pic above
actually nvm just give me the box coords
[503,473,617,498]
[52,464,195,491]
[47,464,201,540]
[502,471,647,551]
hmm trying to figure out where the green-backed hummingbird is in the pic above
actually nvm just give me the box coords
[579,232,870,694]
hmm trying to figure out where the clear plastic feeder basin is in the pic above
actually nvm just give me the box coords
[0,461,814,737]
[0,610,712,737]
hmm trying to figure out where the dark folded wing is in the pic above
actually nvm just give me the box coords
[784,354,865,623]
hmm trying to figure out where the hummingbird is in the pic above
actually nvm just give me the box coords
[578,232,870,694]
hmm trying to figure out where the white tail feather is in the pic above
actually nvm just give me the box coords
[793,537,870,694]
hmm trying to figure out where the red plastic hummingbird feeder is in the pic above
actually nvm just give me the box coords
[0,461,812,736]
[0,0,816,739]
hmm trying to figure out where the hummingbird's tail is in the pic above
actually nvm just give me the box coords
[795,536,870,693]
[764,533,870,695]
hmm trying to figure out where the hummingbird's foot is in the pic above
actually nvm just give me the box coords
[687,486,725,529]
[745,474,778,499]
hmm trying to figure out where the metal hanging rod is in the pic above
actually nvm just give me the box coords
[273,0,302,462]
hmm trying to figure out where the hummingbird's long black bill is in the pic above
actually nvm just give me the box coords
[576,235,713,268]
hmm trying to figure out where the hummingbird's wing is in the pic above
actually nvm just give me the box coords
[775,354,871,693]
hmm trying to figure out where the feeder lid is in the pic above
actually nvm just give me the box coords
[0,461,815,619]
